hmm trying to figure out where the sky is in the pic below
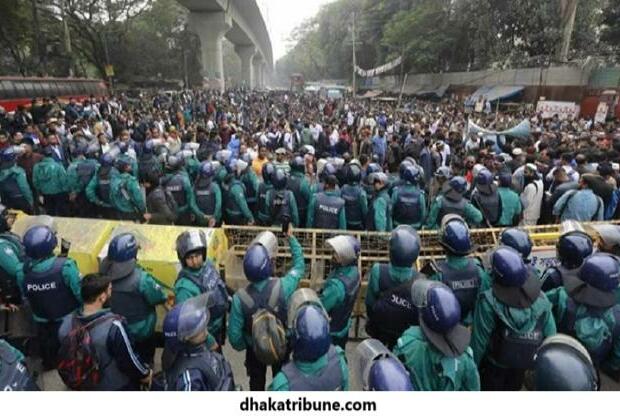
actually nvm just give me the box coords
[257,0,335,61]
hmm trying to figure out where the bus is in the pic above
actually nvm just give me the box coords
[0,77,108,112]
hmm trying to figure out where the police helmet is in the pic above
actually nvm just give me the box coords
[398,160,413,178]
[345,163,362,184]
[533,334,598,391]
[497,171,513,188]
[368,358,414,391]
[270,168,288,190]
[580,253,620,292]
[215,150,232,165]
[100,152,115,167]
[41,146,55,157]
[491,246,527,287]
[175,230,207,264]
[227,158,248,177]
[292,304,331,362]
[84,143,100,159]
[108,233,139,262]
[401,165,421,185]
[0,146,17,162]
[420,284,461,333]
[23,225,57,259]
[320,162,337,181]
[365,163,382,182]
[500,228,533,260]
[262,162,275,184]
[326,235,358,266]
[389,225,420,267]
[165,154,184,171]
[557,232,593,269]
[163,294,210,349]
[291,155,305,173]
[143,140,155,154]
[475,169,493,186]
[435,166,452,179]
[439,215,473,256]
[243,243,272,283]
[199,161,215,178]
[448,176,467,194]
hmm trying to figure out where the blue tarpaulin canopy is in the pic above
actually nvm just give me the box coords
[465,85,524,106]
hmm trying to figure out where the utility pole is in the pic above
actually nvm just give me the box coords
[352,11,357,98]
[61,0,74,77]
[558,0,578,62]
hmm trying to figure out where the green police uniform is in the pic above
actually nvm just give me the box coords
[268,345,349,391]
[369,188,393,232]
[118,154,139,178]
[391,184,426,229]
[0,165,34,208]
[161,171,206,223]
[547,287,620,371]
[86,166,120,208]
[306,191,347,230]
[394,326,480,391]
[319,265,358,342]
[430,255,492,326]
[224,180,255,224]
[497,187,522,227]
[425,196,483,229]
[125,269,167,342]
[228,236,304,351]
[264,188,300,227]
[66,158,100,194]
[33,157,68,195]
[111,172,146,216]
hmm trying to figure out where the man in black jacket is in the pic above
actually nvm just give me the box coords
[142,172,177,225]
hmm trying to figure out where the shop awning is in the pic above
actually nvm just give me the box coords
[465,85,524,106]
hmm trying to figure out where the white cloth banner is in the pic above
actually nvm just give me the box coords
[355,56,402,78]
[536,100,580,120]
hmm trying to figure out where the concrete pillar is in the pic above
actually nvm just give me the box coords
[234,45,256,89]
[253,55,264,89]
[188,11,231,92]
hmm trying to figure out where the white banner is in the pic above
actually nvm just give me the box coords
[536,100,580,120]
[355,56,402,78]
[595,102,609,124]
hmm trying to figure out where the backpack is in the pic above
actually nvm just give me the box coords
[57,313,120,390]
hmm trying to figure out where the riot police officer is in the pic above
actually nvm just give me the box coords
[194,161,222,227]
[0,146,34,213]
[161,155,205,226]
[0,205,23,307]
[391,164,426,229]
[541,230,593,292]
[532,334,598,391]
[313,162,340,194]
[394,280,480,391]
[499,227,542,280]
[214,150,232,185]
[240,153,260,215]
[472,246,556,390]
[33,146,69,216]
[174,230,228,348]
[366,225,422,349]
[111,159,146,222]
[356,338,414,391]
[256,162,275,226]
[319,235,360,349]
[546,253,620,371]
[426,176,483,229]
[86,152,119,219]
[265,169,299,227]
[430,215,491,325]
[471,169,502,227]
[66,143,99,217]
[306,175,346,230]
[99,233,167,363]
[0,339,39,391]
[341,162,368,230]
[138,140,163,183]
[362,163,382,196]
[222,159,255,225]
[367,172,393,232]
[270,302,348,391]
[228,227,304,391]
[162,294,235,391]
[287,156,311,228]
[20,224,82,370]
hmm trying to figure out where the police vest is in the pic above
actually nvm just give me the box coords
[238,278,287,336]
[242,173,258,204]
[23,258,80,321]
[366,191,392,231]
[0,234,25,304]
[269,190,291,225]
[96,167,113,204]
[165,347,235,391]
[256,183,273,223]
[0,341,38,391]
[488,306,545,369]
[281,345,343,391]
[179,263,228,320]
[438,196,466,222]
[138,155,162,181]
[222,180,246,218]
[473,189,501,225]
[313,193,345,229]
[341,184,364,229]
[287,175,308,214]
[392,186,423,225]
[110,269,152,325]
[76,161,97,191]
[0,171,24,203]
[366,264,420,348]
[559,297,620,365]
[59,313,132,391]
[327,269,360,333]
[437,259,480,318]
[164,174,187,208]
[194,178,217,216]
